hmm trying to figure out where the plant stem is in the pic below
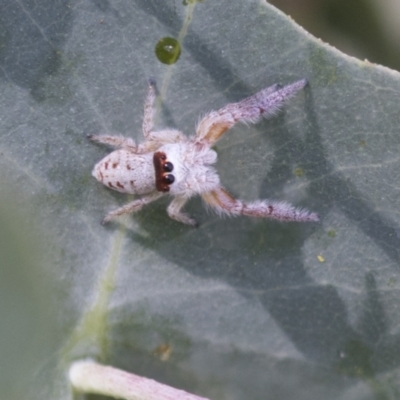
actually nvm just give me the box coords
[69,360,210,400]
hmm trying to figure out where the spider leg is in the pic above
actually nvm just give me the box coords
[142,79,157,138]
[102,192,163,224]
[147,129,187,144]
[202,187,319,222]
[142,80,186,146]
[125,129,188,154]
[88,134,137,151]
[196,79,307,146]
[167,196,198,226]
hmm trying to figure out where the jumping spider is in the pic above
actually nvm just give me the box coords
[89,79,318,226]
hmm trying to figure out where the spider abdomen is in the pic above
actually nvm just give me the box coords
[92,149,155,194]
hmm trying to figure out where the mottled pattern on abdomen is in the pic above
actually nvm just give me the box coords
[92,150,155,195]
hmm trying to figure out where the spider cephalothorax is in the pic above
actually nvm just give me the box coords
[90,79,318,226]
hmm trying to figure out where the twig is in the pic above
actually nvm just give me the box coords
[69,360,210,400]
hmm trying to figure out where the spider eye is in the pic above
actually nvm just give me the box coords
[163,161,174,172]
[153,152,175,192]
[163,174,175,185]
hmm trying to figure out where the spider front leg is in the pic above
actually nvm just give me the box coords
[202,187,319,222]
[167,196,198,226]
[101,192,163,224]
[196,79,307,145]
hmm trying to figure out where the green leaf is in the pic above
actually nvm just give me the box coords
[1,0,400,399]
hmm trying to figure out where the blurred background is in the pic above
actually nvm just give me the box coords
[268,0,400,72]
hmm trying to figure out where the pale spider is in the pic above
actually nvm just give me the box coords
[89,79,319,226]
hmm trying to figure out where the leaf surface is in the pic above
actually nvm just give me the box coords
[1,1,400,399]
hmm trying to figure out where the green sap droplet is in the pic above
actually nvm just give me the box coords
[155,37,181,65]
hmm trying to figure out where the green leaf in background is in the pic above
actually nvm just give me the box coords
[0,0,400,399]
